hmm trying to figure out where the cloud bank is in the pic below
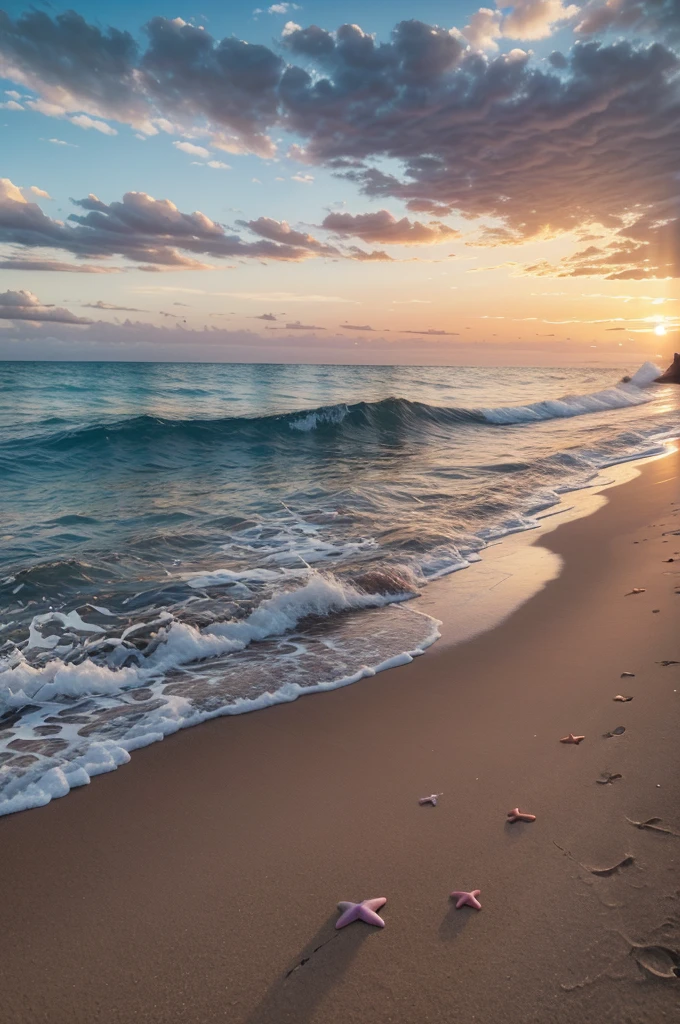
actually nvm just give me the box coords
[0,6,678,278]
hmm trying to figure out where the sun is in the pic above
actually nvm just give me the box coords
[654,324,666,336]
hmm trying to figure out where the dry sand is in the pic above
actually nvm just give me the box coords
[2,451,679,1024]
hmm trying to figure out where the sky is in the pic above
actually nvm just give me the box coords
[0,0,678,363]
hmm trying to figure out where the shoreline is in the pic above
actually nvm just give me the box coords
[3,450,679,1024]
[2,448,670,818]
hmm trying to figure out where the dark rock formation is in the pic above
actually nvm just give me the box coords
[656,353,680,383]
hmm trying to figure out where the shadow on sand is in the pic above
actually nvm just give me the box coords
[243,912,376,1024]
[438,901,476,942]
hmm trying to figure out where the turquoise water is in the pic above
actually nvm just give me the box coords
[0,360,677,814]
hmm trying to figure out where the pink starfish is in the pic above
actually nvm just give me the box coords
[450,889,482,911]
[560,733,585,744]
[418,793,442,806]
[507,807,536,823]
[335,898,387,929]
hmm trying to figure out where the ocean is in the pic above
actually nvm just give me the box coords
[0,360,677,816]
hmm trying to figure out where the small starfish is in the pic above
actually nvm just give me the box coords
[335,898,387,929]
[507,807,536,823]
[613,695,633,702]
[450,889,482,910]
[419,793,442,806]
[560,733,585,744]
[625,588,646,596]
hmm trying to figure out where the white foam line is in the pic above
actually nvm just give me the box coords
[0,614,441,817]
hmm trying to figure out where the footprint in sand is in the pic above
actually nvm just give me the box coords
[630,943,680,979]
[603,726,626,738]
[586,854,635,877]
[596,772,622,785]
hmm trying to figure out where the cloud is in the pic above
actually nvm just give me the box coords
[241,216,338,255]
[521,203,680,279]
[0,98,22,110]
[47,138,77,147]
[575,0,680,40]
[340,323,376,331]
[70,114,117,134]
[346,247,394,261]
[283,321,324,329]
[501,0,579,40]
[291,173,314,184]
[401,328,460,335]
[462,9,503,51]
[82,300,147,311]
[174,140,210,158]
[221,290,357,302]
[321,209,458,245]
[0,288,93,323]
[0,178,349,268]
[2,12,677,279]
[463,0,578,50]
[0,258,121,273]
[29,185,51,199]
[253,312,281,320]
[206,160,230,169]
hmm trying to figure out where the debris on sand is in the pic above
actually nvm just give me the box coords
[626,816,680,837]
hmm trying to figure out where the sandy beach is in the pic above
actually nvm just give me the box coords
[2,450,679,1024]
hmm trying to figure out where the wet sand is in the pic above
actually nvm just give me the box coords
[2,451,679,1024]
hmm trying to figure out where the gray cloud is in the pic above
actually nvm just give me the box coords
[265,320,326,330]
[1,13,678,277]
[0,179,341,268]
[0,11,283,155]
[321,210,458,245]
[0,288,93,323]
[341,323,377,331]
[82,300,147,311]
[0,257,122,272]
[401,328,460,335]
[240,216,339,255]
[575,0,680,40]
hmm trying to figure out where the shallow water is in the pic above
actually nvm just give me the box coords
[0,360,677,814]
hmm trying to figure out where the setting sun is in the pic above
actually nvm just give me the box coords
[655,324,667,336]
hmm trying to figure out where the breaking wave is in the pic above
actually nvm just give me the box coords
[1,361,662,458]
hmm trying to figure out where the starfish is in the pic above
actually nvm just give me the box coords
[335,898,387,929]
[450,889,482,911]
[419,793,442,806]
[560,733,585,744]
[507,807,536,823]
